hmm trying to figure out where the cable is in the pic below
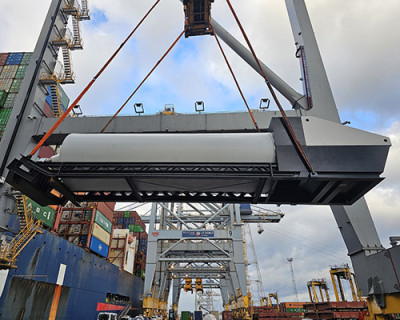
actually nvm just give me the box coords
[224,0,315,174]
[29,0,162,157]
[100,28,186,133]
[210,24,260,132]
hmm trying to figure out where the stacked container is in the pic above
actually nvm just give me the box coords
[0,52,31,141]
[54,202,115,258]
[25,198,57,228]
[109,229,136,274]
[113,210,148,279]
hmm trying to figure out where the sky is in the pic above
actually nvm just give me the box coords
[1,0,400,312]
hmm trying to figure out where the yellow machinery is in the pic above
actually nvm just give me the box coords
[183,0,214,38]
[330,265,361,302]
[0,194,42,269]
[184,277,193,293]
[307,279,330,303]
[143,287,168,318]
[195,278,203,293]
[161,104,176,115]
[231,289,252,320]
[267,293,279,310]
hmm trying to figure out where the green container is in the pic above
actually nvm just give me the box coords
[10,79,23,93]
[132,225,144,232]
[0,90,7,107]
[94,210,112,233]
[0,108,12,125]
[181,311,192,320]
[124,211,130,218]
[20,52,32,65]
[15,65,27,79]
[26,198,56,228]
[57,84,70,108]
[4,92,17,108]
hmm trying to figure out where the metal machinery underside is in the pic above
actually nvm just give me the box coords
[0,0,399,318]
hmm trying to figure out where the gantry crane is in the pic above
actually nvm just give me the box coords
[0,0,398,318]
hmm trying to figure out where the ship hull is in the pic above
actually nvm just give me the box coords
[0,230,144,319]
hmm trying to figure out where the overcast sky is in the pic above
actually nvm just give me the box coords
[1,0,400,312]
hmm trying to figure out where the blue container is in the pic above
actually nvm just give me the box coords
[240,203,252,215]
[117,217,124,225]
[129,217,135,224]
[5,53,23,65]
[46,86,52,106]
[194,311,203,320]
[89,236,109,258]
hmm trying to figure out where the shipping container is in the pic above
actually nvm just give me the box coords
[43,100,55,118]
[5,52,24,65]
[89,236,109,258]
[0,65,18,79]
[57,83,70,107]
[68,236,80,246]
[10,79,23,93]
[0,79,13,92]
[15,64,28,79]
[20,52,32,65]
[181,311,192,320]
[69,224,82,235]
[0,53,8,66]
[26,198,56,228]
[211,312,219,320]
[95,210,112,233]
[0,90,7,108]
[96,202,115,221]
[92,223,111,245]
[0,108,12,126]
[4,92,18,108]
[221,311,232,320]
[194,311,203,320]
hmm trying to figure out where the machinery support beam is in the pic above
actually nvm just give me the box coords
[211,19,308,111]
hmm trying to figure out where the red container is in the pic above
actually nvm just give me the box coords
[96,202,114,221]
[43,101,55,118]
[222,311,232,320]
[0,53,8,66]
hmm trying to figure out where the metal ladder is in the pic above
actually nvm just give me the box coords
[80,0,90,20]
[0,194,42,269]
[70,15,83,50]
[61,46,75,84]
[49,84,62,117]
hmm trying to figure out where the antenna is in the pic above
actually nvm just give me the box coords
[287,258,299,302]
